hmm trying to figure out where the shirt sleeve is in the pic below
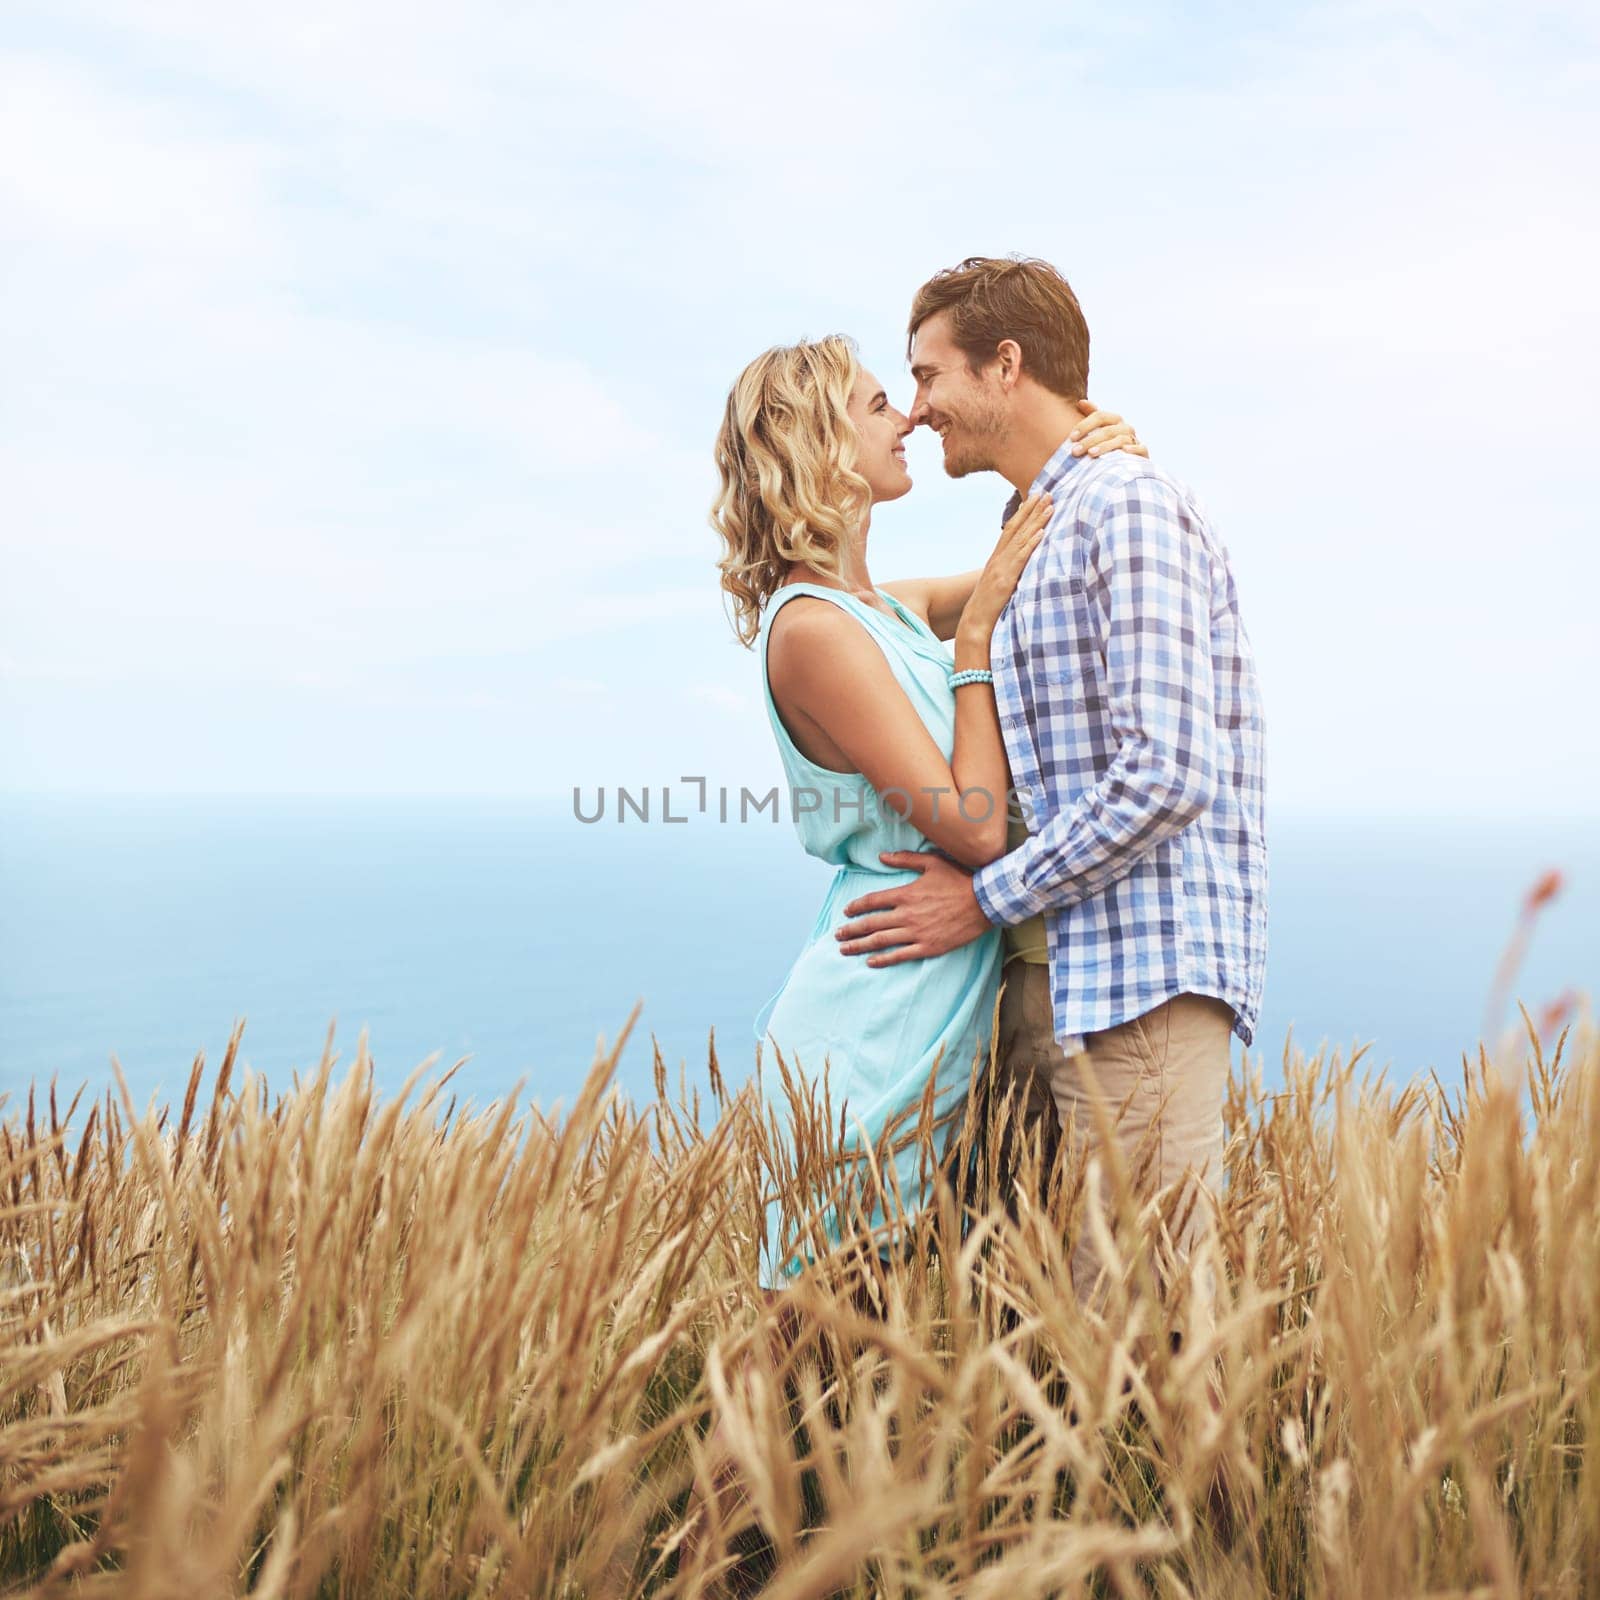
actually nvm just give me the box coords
[971,475,1220,926]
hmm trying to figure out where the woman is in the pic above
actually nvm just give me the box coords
[711,335,1144,1288]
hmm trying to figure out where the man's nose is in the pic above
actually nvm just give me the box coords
[908,394,930,428]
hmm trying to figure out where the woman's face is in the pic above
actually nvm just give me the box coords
[846,368,913,504]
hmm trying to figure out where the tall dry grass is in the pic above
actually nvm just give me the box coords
[2,1006,1597,1598]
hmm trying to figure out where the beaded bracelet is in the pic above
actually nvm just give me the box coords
[948,668,995,689]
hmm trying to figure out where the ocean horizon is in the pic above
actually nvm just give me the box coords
[1,794,1593,1120]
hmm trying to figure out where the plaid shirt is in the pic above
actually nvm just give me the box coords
[971,440,1267,1048]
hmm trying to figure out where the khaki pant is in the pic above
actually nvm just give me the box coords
[995,964,1234,1305]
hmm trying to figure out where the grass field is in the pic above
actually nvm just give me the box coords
[2,1007,1596,1598]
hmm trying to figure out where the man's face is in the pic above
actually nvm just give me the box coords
[908,312,1008,479]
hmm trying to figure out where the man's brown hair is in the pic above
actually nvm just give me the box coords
[908,255,1090,400]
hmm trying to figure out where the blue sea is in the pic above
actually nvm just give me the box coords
[0,796,1593,1118]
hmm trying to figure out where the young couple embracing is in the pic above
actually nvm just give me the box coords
[712,254,1267,1309]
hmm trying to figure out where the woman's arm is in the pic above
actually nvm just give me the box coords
[880,568,982,642]
[883,401,1149,639]
[766,496,1053,869]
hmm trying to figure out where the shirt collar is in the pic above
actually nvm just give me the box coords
[999,434,1091,525]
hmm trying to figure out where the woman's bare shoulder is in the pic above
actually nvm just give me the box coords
[767,594,873,677]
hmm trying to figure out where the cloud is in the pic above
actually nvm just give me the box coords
[0,53,282,271]
[2,1,1596,809]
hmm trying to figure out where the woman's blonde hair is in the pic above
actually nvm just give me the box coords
[711,335,869,646]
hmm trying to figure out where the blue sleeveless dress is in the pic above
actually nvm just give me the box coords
[753,582,1004,1288]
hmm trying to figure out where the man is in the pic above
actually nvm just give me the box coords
[834,255,1267,1304]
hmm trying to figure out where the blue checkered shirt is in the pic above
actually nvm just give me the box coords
[971,440,1267,1049]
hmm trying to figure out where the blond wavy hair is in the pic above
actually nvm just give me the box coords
[711,335,870,646]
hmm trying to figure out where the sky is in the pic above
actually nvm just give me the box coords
[3,0,1597,818]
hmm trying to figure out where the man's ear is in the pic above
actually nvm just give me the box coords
[994,338,1024,390]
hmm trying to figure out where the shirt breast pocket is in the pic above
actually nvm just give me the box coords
[1036,538,1089,596]
[1023,556,1089,676]
[1040,672,1089,703]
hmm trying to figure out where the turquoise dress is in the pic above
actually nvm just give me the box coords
[753,583,1003,1288]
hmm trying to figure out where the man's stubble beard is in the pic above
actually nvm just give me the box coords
[941,397,1009,480]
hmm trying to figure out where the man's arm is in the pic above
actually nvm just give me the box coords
[971,475,1220,927]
